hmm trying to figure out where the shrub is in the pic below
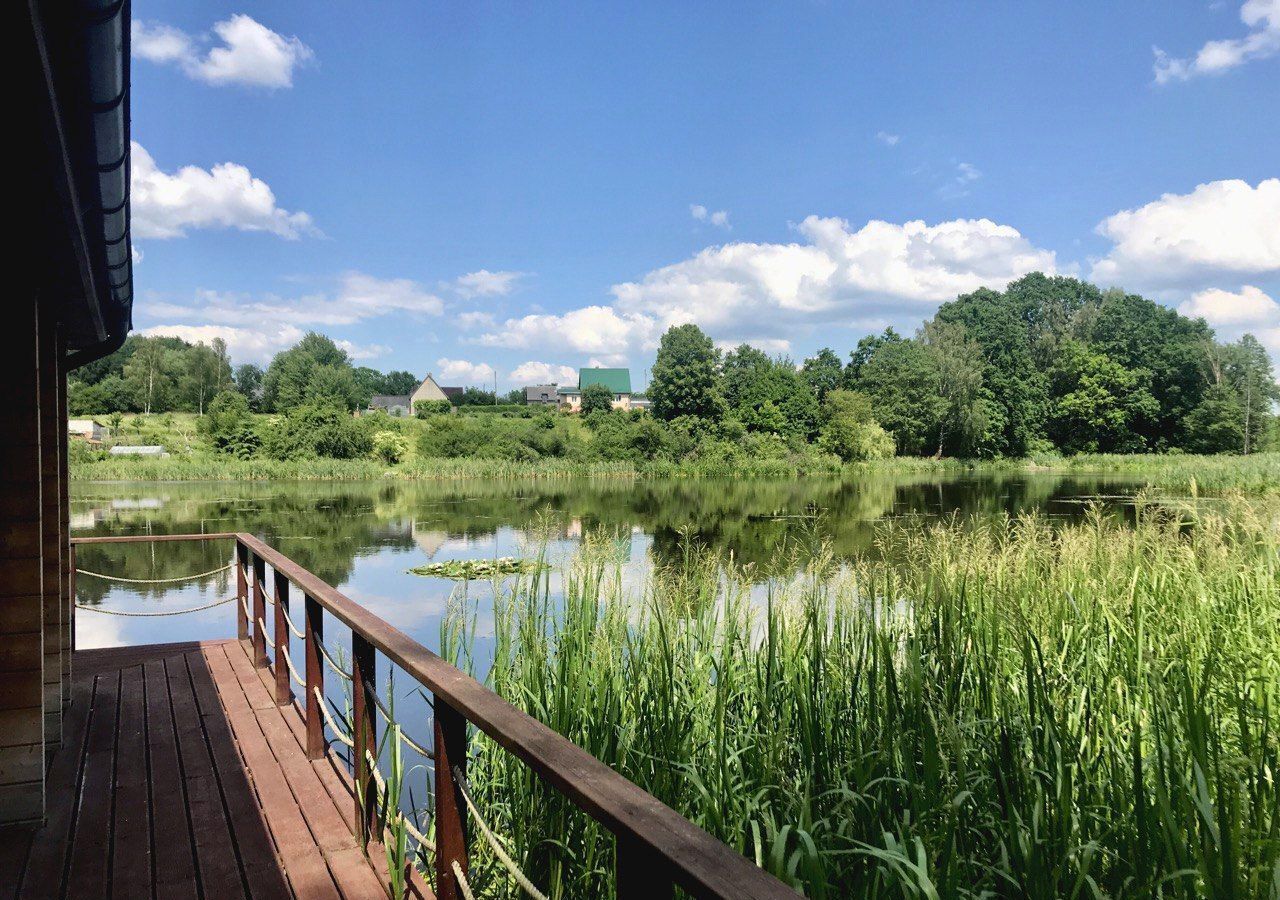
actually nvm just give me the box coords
[199,390,253,453]
[818,390,896,461]
[262,403,373,460]
[414,399,452,418]
[580,383,615,416]
[373,430,410,465]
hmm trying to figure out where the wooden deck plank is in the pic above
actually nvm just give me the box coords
[203,644,345,900]
[187,647,293,900]
[65,672,119,898]
[110,665,151,899]
[143,658,199,900]
[15,675,94,899]
[166,654,247,900]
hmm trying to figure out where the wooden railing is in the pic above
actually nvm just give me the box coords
[71,532,798,900]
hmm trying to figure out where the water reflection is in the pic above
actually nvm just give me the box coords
[70,472,1145,650]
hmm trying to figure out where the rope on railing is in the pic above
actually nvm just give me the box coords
[453,766,551,900]
[318,640,354,681]
[74,595,238,617]
[452,861,477,900]
[312,686,356,748]
[75,561,235,585]
[277,640,307,689]
[277,600,306,639]
[361,749,437,853]
[369,692,435,760]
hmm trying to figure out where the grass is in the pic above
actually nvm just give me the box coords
[443,497,1280,898]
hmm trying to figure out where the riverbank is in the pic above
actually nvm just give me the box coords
[69,449,1280,493]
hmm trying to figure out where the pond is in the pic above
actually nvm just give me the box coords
[71,471,1152,653]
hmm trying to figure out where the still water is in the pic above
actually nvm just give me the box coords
[71,472,1149,653]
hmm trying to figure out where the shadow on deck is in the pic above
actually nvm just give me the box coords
[1,640,415,900]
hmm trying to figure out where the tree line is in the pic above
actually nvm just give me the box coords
[644,273,1278,458]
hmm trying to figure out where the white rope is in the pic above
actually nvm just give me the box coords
[452,861,477,900]
[279,644,306,688]
[453,767,550,900]
[278,601,305,639]
[75,595,238,617]
[318,641,354,681]
[370,692,435,759]
[312,686,355,748]
[76,561,234,585]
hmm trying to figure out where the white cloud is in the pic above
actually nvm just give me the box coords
[876,131,901,147]
[1178,285,1280,326]
[715,338,793,356]
[133,14,313,89]
[690,204,731,229]
[456,311,497,330]
[939,162,983,198]
[337,271,444,318]
[139,323,305,364]
[478,214,1056,363]
[1153,0,1280,83]
[435,358,497,385]
[335,340,392,361]
[131,142,316,239]
[453,269,524,298]
[477,305,659,360]
[508,361,577,385]
[1091,178,1280,289]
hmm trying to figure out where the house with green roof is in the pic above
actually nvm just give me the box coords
[557,367,634,411]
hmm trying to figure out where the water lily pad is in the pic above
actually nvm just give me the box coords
[408,557,546,580]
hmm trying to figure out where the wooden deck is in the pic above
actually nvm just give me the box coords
[1,640,415,900]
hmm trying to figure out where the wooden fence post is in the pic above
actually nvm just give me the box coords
[273,569,291,706]
[252,554,267,668]
[236,541,248,642]
[434,698,469,900]
[304,594,324,760]
[352,633,377,847]
[68,543,76,654]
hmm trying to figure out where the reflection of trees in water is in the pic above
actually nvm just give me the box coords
[71,472,1145,589]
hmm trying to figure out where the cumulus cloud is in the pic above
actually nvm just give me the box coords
[131,142,316,239]
[435,358,497,385]
[1178,285,1280,326]
[939,162,983,199]
[1153,0,1280,83]
[133,14,313,89]
[478,214,1057,362]
[139,323,305,364]
[1091,178,1280,289]
[875,131,901,147]
[335,340,392,360]
[452,269,524,298]
[508,361,577,385]
[690,204,731,229]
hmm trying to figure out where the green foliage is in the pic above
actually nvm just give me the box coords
[261,403,373,460]
[801,348,844,400]
[372,429,411,464]
[722,345,819,438]
[579,382,615,415]
[851,335,945,455]
[1046,341,1159,454]
[649,324,723,421]
[414,399,452,418]
[818,390,896,461]
[198,390,256,456]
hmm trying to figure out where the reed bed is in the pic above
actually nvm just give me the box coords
[448,498,1280,898]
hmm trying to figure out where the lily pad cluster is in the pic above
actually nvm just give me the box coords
[408,557,546,580]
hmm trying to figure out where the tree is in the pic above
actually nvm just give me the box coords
[920,320,993,457]
[853,336,945,456]
[580,382,615,416]
[122,337,177,414]
[801,348,844,401]
[234,364,265,410]
[843,328,904,386]
[262,333,353,412]
[722,345,819,438]
[306,364,361,410]
[649,324,723,421]
[179,342,225,415]
[1181,382,1245,454]
[818,390,895,461]
[210,337,232,395]
[198,390,258,456]
[1045,341,1158,454]
[1223,334,1279,454]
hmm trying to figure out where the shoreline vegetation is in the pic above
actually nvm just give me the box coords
[71,448,1280,494]
[449,499,1280,896]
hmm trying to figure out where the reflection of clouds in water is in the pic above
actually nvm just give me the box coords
[76,609,126,649]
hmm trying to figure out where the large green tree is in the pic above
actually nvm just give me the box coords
[852,334,945,455]
[801,348,844,401]
[1046,341,1158,454]
[648,324,723,421]
[721,345,819,438]
[262,333,356,412]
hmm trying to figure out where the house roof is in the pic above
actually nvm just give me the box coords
[369,394,412,408]
[440,386,464,400]
[576,368,632,394]
[525,384,559,400]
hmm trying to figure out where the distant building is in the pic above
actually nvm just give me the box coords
[559,368,633,411]
[366,373,463,416]
[524,384,561,405]
[630,397,652,411]
[67,419,106,443]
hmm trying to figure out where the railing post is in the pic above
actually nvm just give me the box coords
[304,594,325,760]
[236,541,248,642]
[272,569,291,706]
[616,836,673,900]
[352,633,377,848]
[68,543,77,654]
[434,698,469,900]
[252,553,267,668]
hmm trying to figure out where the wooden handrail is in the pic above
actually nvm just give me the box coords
[70,531,800,900]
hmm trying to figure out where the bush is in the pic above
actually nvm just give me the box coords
[580,383,615,415]
[414,399,452,418]
[262,403,373,460]
[199,390,253,453]
[372,430,410,464]
[818,390,896,461]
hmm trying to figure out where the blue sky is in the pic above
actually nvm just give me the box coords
[131,1,1280,388]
